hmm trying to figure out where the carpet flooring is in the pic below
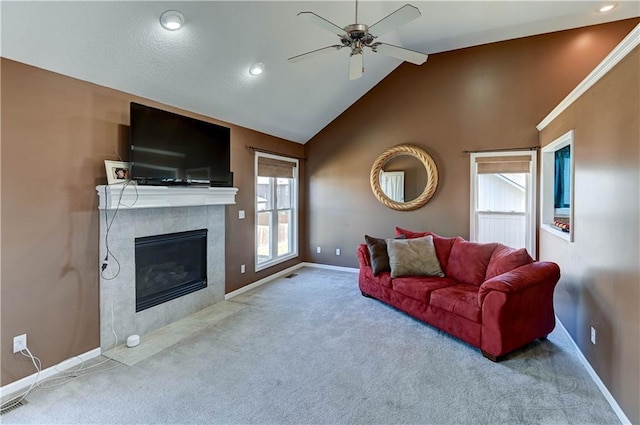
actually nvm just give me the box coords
[3,267,620,424]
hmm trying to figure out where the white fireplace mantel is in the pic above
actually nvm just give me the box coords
[96,184,238,210]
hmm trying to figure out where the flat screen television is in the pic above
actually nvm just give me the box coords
[130,102,233,187]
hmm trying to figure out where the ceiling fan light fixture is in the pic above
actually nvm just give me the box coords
[288,2,426,81]
[160,10,184,31]
[598,3,617,12]
[349,52,363,80]
[249,63,264,76]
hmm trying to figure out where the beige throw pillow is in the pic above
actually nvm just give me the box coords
[386,235,444,278]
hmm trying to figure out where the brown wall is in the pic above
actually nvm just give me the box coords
[304,19,639,269]
[539,46,640,424]
[304,18,639,422]
[0,59,304,386]
[225,130,306,294]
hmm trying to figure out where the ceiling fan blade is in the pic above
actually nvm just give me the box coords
[288,45,344,63]
[368,4,421,38]
[298,11,346,37]
[370,42,428,65]
[349,52,363,80]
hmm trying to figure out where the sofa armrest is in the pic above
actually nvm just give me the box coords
[478,261,560,306]
[357,244,371,268]
[478,261,560,357]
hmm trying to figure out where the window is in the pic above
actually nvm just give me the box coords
[470,152,536,256]
[541,130,574,242]
[255,153,298,271]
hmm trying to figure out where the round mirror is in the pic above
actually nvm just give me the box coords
[370,145,438,211]
[379,154,428,202]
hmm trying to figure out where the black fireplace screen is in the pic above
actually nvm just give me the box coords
[135,229,207,312]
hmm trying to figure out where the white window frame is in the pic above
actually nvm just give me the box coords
[255,152,299,272]
[470,150,537,257]
[541,130,574,242]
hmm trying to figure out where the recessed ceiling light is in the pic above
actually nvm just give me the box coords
[598,3,617,12]
[249,63,264,76]
[160,10,184,31]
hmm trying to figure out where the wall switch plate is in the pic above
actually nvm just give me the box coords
[240,264,245,274]
[336,248,341,256]
[238,210,245,219]
[316,246,321,254]
[13,334,27,353]
[590,326,596,344]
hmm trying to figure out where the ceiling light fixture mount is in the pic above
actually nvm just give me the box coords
[160,10,185,31]
[249,63,264,76]
[598,3,617,12]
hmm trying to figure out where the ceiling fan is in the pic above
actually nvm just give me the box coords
[287,1,428,80]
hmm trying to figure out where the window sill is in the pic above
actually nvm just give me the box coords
[256,253,298,272]
[541,224,572,242]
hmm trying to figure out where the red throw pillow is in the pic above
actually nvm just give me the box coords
[429,234,457,272]
[485,244,534,280]
[446,239,498,286]
[394,226,429,239]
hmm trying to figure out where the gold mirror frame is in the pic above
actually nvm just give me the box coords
[370,144,439,211]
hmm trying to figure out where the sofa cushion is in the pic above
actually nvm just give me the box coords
[430,284,481,323]
[394,227,457,270]
[485,244,534,280]
[386,235,444,278]
[364,235,390,276]
[446,239,497,286]
[394,226,430,239]
[429,234,457,271]
[374,271,393,288]
[392,276,459,303]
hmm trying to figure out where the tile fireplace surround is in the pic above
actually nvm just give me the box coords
[96,185,237,351]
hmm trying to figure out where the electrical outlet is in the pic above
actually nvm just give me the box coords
[336,248,341,256]
[240,264,245,274]
[316,246,321,254]
[590,326,596,345]
[13,334,27,353]
[238,210,245,219]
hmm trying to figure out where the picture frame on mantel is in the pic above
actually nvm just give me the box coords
[105,160,130,184]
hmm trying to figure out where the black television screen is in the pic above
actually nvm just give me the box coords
[130,102,232,187]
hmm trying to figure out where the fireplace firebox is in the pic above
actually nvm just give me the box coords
[135,229,208,312]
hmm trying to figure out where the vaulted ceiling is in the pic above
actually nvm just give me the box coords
[2,1,638,143]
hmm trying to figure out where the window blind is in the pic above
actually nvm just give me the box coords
[475,155,531,174]
[257,157,297,179]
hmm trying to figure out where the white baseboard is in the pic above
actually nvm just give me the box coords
[300,262,359,273]
[555,318,631,425]
[0,347,101,403]
[225,263,306,300]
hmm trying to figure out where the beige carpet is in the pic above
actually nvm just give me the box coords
[3,267,620,424]
[103,301,248,366]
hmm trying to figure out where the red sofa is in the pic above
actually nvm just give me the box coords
[357,228,561,361]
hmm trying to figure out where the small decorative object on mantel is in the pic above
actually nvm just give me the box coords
[370,144,439,211]
[104,160,130,185]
